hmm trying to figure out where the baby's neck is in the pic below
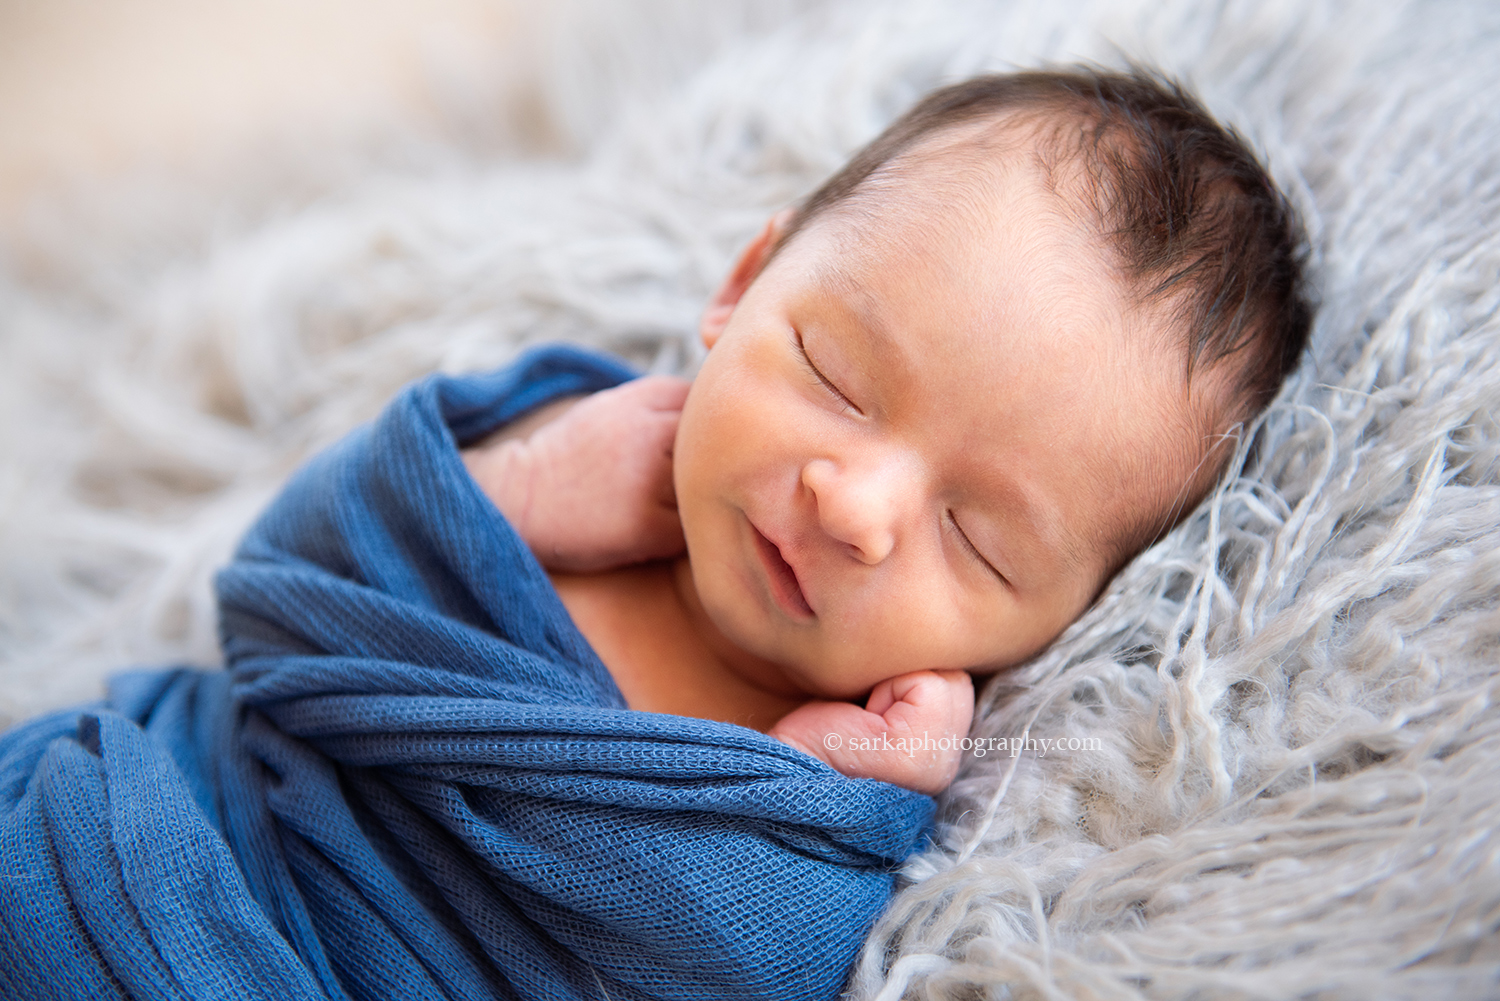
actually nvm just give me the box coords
[548,557,808,731]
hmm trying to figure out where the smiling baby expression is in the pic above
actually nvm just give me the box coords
[672,118,1226,700]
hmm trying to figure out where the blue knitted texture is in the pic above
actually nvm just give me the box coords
[0,345,933,1001]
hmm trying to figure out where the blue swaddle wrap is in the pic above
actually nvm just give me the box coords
[0,344,934,1001]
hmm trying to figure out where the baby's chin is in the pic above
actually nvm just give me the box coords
[706,611,871,700]
[770,634,1045,701]
[781,667,878,703]
[763,644,956,701]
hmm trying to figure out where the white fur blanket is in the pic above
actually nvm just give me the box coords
[3,1,1498,997]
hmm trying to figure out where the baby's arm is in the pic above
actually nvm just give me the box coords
[770,670,975,795]
[461,375,690,572]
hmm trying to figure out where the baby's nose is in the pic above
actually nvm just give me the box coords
[800,456,907,565]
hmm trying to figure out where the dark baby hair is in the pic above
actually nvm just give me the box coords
[775,67,1313,422]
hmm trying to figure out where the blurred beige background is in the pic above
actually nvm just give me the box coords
[0,0,517,223]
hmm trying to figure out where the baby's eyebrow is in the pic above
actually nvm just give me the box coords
[809,260,900,359]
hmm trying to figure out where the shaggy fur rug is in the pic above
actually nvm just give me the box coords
[4,1,1499,997]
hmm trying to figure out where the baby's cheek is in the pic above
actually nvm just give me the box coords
[836,578,1011,678]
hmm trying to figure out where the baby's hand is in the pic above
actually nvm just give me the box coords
[769,670,975,795]
[462,376,690,572]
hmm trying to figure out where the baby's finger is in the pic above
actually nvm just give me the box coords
[873,670,966,711]
[894,669,972,707]
[654,469,679,509]
[644,409,683,452]
[869,670,975,740]
[863,678,899,717]
[622,375,691,411]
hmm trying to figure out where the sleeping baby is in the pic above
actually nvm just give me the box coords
[462,68,1312,795]
[0,67,1312,1001]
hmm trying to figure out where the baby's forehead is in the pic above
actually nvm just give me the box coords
[831,110,1102,236]
[788,167,1117,350]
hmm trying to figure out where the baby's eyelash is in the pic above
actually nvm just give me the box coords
[948,510,1007,587]
[794,330,862,415]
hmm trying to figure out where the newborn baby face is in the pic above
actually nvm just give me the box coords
[673,135,1212,700]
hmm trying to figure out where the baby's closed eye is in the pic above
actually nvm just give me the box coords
[794,328,863,416]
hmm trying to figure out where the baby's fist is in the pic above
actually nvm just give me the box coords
[771,669,975,795]
[463,376,690,571]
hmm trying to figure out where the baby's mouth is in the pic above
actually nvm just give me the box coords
[750,523,815,620]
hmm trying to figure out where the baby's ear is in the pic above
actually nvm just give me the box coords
[701,209,795,349]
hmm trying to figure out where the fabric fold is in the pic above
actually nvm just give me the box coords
[0,344,932,1001]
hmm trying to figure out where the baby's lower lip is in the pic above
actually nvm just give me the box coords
[750,523,815,621]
